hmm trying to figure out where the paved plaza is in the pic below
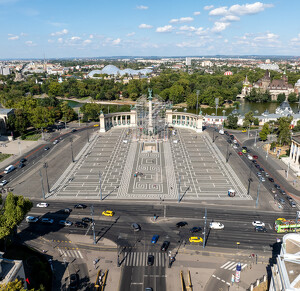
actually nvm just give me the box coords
[51,128,250,201]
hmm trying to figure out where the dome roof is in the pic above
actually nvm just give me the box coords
[295,79,300,86]
[88,65,152,77]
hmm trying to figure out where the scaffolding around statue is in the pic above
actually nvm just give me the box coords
[133,89,171,142]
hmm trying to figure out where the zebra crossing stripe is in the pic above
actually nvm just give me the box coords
[220,261,233,269]
[241,264,247,269]
[224,262,236,270]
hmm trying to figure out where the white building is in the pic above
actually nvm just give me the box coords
[0,66,11,75]
[186,57,192,66]
[201,60,213,67]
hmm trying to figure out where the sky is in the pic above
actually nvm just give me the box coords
[0,0,300,59]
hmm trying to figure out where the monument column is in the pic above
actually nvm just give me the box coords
[99,111,106,133]
[148,88,153,135]
[196,114,203,133]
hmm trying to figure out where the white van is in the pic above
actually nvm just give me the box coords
[4,165,15,174]
[219,129,224,135]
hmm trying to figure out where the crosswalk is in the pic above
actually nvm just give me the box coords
[220,261,247,271]
[58,248,83,259]
[123,252,167,267]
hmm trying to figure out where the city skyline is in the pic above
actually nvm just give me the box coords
[0,0,299,59]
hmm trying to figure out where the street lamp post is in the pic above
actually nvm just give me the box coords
[226,143,230,163]
[86,123,89,142]
[99,171,102,201]
[70,138,74,163]
[178,175,181,203]
[254,130,258,147]
[39,169,45,200]
[43,162,50,193]
[247,163,253,195]
[196,90,200,115]
[222,110,226,129]
[64,116,67,129]
[18,141,21,156]
[203,208,207,248]
[78,108,81,127]
[91,205,96,244]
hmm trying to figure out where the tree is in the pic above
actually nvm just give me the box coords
[243,111,254,128]
[259,123,270,141]
[0,278,27,291]
[226,114,238,129]
[277,93,286,103]
[288,92,298,103]
[293,120,300,132]
[30,107,55,131]
[277,116,293,145]
[253,118,259,126]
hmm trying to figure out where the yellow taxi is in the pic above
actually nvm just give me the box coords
[102,210,114,217]
[242,129,247,133]
[94,124,99,127]
[276,218,286,221]
[189,237,203,243]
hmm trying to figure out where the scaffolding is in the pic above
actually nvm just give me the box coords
[134,93,170,141]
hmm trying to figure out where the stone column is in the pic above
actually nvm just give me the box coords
[166,109,173,125]
[196,115,203,133]
[99,112,106,133]
[296,145,300,165]
[290,142,294,162]
[130,109,136,127]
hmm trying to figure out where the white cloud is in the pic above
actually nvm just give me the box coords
[89,34,94,39]
[50,29,68,36]
[49,21,66,27]
[224,39,229,43]
[291,34,300,43]
[179,25,196,32]
[176,41,204,48]
[209,2,273,17]
[204,5,214,10]
[211,22,230,32]
[71,36,81,41]
[48,39,54,43]
[138,23,153,29]
[20,32,28,36]
[112,38,121,45]
[25,40,36,46]
[57,38,63,43]
[8,35,19,40]
[170,17,193,24]
[136,5,148,10]
[156,25,174,33]
[220,15,240,22]
[83,39,92,45]
[193,11,201,16]
[127,32,135,37]
[254,33,279,42]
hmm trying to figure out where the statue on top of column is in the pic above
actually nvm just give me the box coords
[148,88,153,101]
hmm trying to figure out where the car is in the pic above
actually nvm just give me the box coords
[260,177,265,182]
[131,223,141,232]
[259,168,265,173]
[227,139,232,144]
[276,218,286,221]
[74,221,88,228]
[74,204,87,209]
[209,222,224,230]
[230,135,234,140]
[252,221,265,227]
[233,145,238,149]
[235,143,240,147]
[219,129,224,135]
[70,273,79,290]
[242,129,247,133]
[59,220,73,226]
[147,254,154,266]
[102,210,114,216]
[274,184,281,190]
[269,177,274,182]
[60,208,72,214]
[248,155,253,160]
[37,202,49,208]
[242,149,247,154]
[255,164,260,168]
[233,139,238,144]
[71,129,77,132]
[265,172,269,177]
[82,217,93,223]
[18,163,25,168]
[238,152,243,156]
[44,146,50,151]
[41,218,54,224]
[252,160,257,164]
[291,202,297,208]
[53,139,59,145]
[253,155,258,159]
[26,216,39,223]
[255,226,267,232]
[271,188,276,193]
[224,131,228,135]
[189,227,202,233]
[286,196,293,202]
[189,237,203,243]
[161,241,170,251]
[145,288,153,291]
[278,198,285,205]
[151,235,159,244]
[93,124,99,127]
[280,190,286,195]
[20,158,27,163]
[0,180,8,186]
[256,172,262,177]
[176,221,188,228]
[242,146,247,150]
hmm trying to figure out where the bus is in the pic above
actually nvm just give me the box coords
[274,219,300,233]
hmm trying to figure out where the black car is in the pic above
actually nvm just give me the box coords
[280,189,286,195]
[242,146,247,150]
[255,164,260,168]
[64,208,72,213]
[286,196,293,202]
[274,184,281,190]
[259,168,265,172]
[74,204,87,209]
[71,129,77,132]
[255,226,267,232]
[252,160,257,164]
[18,163,25,168]
[224,131,228,135]
[230,135,234,140]
[44,146,50,151]
[147,254,154,266]
[268,177,274,182]
[176,221,188,228]
[190,227,202,233]
[82,217,93,223]
[20,158,27,163]
[227,139,232,144]
[70,273,79,290]
[74,221,88,228]
[161,241,170,251]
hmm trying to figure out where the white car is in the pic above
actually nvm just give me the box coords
[37,202,49,208]
[26,216,39,223]
[260,177,266,182]
[233,145,238,149]
[252,221,265,227]
[247,155,253,160]
[0,180,8,186]
[233,140,237,144]
[209,222,224,230]
[59,220,73,226]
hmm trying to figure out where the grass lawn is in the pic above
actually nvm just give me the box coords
[22,133,41,141]
[0,153,12,162]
